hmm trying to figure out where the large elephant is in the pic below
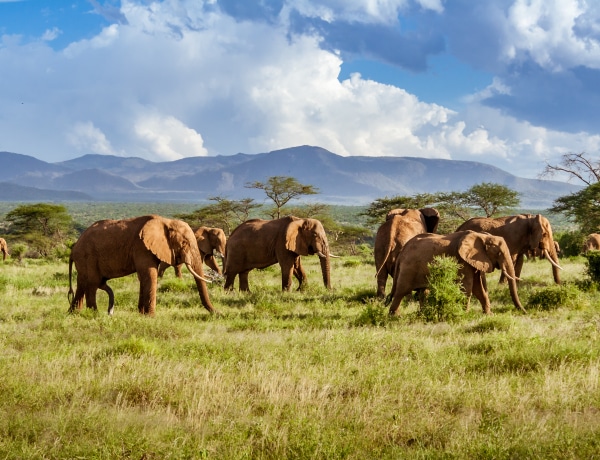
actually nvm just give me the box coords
[456,214,562,284]
[388,230,524,315]
[158,226,226,278]
[68,215,217,316]
[0,238,8,261]
[374,208,439,298]
[224,216,331,292]
[583,233,600,253]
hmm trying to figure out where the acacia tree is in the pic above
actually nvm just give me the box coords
[549,182,600,235]
[461,182,520,218]
[246,176,319,218]
[361,193,437,226]
[5,203,75,257]
[541,151,600,185]
[176,196,260,235]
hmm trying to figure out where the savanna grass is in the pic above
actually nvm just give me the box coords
[0,254,599,458]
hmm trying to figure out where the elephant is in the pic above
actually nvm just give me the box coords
[374,208,439,298]
[67,215,217,316]
[223,216,331,292]
[456,214,562,284]
[0,238,8,261]
[158,226,226,278]
[387,230,525,316]
[583,233,600,253]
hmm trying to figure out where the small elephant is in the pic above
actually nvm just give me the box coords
[388,230,524,316]
[224,216,332,292]
[68,215,217,316]
[0,238,8,261]
[456,214,562,284]
[374,208,440,298]
[583,233,600,253]
[159,226,226,278]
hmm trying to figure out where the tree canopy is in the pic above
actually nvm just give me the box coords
[246,176,319,219]
[549,182,600,235]
[5,203,75,257]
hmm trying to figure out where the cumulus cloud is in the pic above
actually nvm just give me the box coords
[0,0,598,180]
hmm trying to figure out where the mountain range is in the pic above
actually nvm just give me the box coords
[0,145,581,208]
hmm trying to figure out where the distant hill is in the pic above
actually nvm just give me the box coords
[0,146,582,208]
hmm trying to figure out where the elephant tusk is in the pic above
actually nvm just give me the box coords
[329,253,341,258]
[185,263,213,283]
[543,249,563,270]
[502,270,519,282]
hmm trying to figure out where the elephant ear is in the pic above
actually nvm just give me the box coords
[140,218,174,265]
[285,218,308,255]
[420,207,440,233]
[458,232,495,273]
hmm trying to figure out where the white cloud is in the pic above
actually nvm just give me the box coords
[41,27,61,42]
[505,0,600,70]
[67,122,119,156]
[134,113,208,161]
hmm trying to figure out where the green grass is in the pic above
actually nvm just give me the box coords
[0,255,599,458]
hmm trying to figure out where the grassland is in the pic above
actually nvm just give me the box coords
[0,253,599,459]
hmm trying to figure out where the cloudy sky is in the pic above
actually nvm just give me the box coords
[1,0,599,179]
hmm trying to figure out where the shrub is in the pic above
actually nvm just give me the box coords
[526,284,580,310]
[353,300,388,327]
[584,250,600,284]
[419,255,466,323]
[555,230,586,257]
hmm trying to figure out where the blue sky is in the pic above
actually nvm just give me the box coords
[1,0,599,179]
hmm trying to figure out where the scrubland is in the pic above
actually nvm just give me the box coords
[0,254,599,459]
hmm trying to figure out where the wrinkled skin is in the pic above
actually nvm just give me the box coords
[158,226,226,278]
[374,208,439,298]
[583,233,600,253]
[68,215,216,316]
[224,216,331,292]
[456,214,561,284]
[0,238,8,261]
[388,230,524,315]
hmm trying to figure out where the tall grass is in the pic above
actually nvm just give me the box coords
[0,255,599,458]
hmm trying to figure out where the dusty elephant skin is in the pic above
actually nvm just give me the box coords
[0,238,8,261]
[583,233,600,253]
[67,215,217,316]
[374,208,439,298]
[224,216,331,292]
[158,226,226,278]
[388,230,524,316]
[456,214,562,284]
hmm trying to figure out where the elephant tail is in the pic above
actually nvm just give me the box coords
[375,246,393,278]
[67,255,75,308]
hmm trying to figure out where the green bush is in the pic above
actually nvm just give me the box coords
[419,255,466,323]
[584,250,600,284]
[526,284,580,310]
[556,230,586,257]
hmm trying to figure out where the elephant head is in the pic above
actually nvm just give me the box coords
[285,218,331,289]
[527,214,562,282]
[458,231,524,313]
[195,226,226,274]
[385,208,440,233]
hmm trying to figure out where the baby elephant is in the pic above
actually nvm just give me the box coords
[388,230,524,315]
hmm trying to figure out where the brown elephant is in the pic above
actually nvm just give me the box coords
[0,238,8,261]
[158,226,226,278]
[583,233,600,253]
[374,208,439,298]
[68,215,217,316]
[456,214,562,284]
[224,216,331,292]
[388,230,524,315]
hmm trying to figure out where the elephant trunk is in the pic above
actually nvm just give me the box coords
[319,252,331,290]
[185,262,217,314]
[503,259,526,313]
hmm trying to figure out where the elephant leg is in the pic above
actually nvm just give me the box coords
[293,257,306,291]
[281,262,294,292]
[239,271,251,292]
[174,264,183,278]
[100,281,115,315]
[376,267,389,299]
[514,253,525,279]
[137,267,158,316]
[471,271,491,314]
[205,256,222,274]
[84,286,99,311]
[224,272,237,291]
[69,284,86,312]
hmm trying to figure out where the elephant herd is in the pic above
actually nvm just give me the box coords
[67,214,331,316]
[58,210,584,318]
